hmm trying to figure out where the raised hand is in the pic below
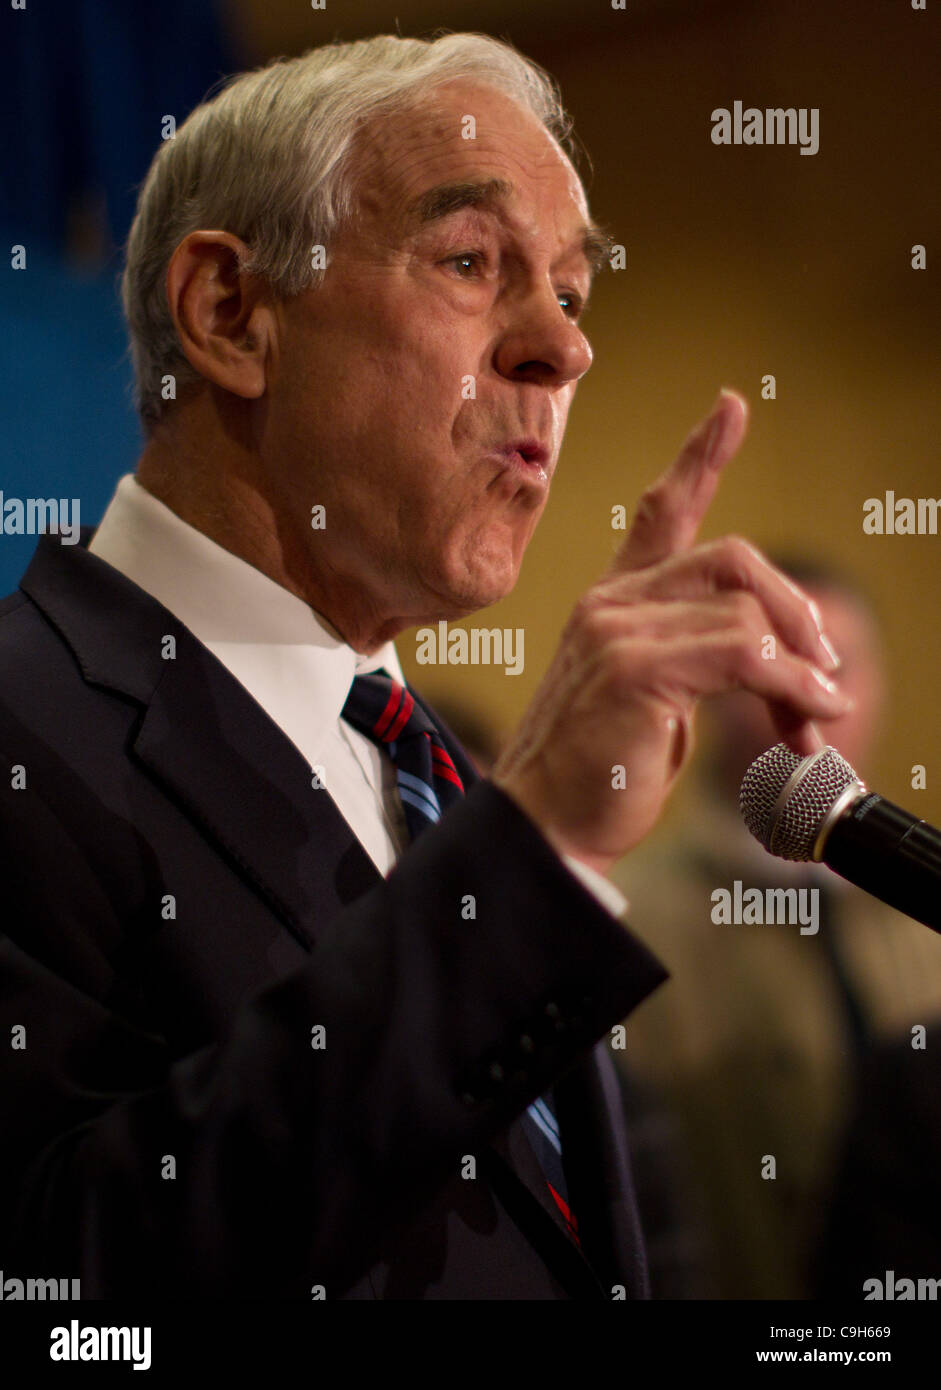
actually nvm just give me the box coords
[491,389,851,876]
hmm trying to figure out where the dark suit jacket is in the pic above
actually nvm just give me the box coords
[0,527,668,1300]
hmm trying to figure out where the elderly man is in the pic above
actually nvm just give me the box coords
[0,33,849,1300]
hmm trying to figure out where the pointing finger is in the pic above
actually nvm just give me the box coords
[610,388,749,575]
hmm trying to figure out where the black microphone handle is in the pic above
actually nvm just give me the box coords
[822,793,941,934]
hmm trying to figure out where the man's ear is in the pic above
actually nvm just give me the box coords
[165,231,274,402]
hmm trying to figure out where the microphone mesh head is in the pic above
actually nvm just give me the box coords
[740,743,860,861]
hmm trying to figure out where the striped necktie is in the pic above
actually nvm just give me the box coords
[341,671,466,838]
[340,670,580,1247]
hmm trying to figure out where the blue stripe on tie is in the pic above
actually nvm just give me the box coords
[530,1095,560,1143]
[526,1101,562,1155]
[398,786,441,822]
[397,769,442,817]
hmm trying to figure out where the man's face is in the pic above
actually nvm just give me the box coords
[260,78,601,634]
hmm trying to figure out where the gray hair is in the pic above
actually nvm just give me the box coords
[121,31,577,432]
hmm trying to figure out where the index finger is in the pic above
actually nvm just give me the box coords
[609,388,749,575]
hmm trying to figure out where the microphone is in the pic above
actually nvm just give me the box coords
[740,744,941,934]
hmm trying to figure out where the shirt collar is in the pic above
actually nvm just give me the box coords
[88,474,405,757]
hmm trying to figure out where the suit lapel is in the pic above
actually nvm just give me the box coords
[19,530,382,951]
[132,636,384,947]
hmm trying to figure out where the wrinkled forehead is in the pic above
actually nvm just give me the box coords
[346,78,590,234]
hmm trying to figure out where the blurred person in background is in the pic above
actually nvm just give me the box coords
[610,556,941,1298]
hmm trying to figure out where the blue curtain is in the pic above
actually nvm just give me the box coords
[0,0,235,591]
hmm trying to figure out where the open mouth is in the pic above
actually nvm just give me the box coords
[494,439,551,487]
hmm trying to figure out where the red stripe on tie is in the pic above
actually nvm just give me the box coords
[385,687,414,743]
[547,1183,581,1247]
[431,742,465,790]
[374,682,405,740]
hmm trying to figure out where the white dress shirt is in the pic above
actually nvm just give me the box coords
[89,474,627,918]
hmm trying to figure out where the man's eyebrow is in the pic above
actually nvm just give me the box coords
[408,178,514,225]
[408,176,613,283]
[580,224,614,280]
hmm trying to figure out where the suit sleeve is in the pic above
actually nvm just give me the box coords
[0,775,666,1298]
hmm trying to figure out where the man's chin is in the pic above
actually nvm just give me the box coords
[414,538,525,618]
[444,560,521,615]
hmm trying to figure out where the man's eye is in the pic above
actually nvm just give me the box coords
[443,253,584,318]
[557,290,584,319]
[445,251,486,277]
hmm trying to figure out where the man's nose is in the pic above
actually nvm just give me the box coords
[493,287,593,388]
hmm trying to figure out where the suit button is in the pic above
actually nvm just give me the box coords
[488,1062,505,1084]
[460,1091,477,1108]
[519,1034,535,1054]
